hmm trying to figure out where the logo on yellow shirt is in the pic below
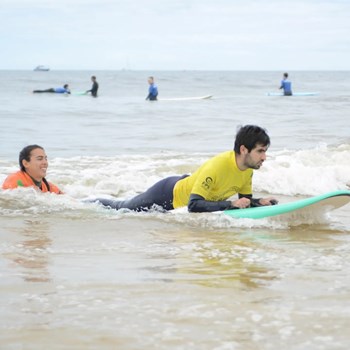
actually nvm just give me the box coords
[201,177,213,191]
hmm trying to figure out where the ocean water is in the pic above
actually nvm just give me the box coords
[0,70,350,349]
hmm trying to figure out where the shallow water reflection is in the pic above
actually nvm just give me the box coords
[1,216,350,349]
[4,219,52,283]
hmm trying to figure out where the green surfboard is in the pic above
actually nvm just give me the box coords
[224,190,350,219]
[71,91,88,96]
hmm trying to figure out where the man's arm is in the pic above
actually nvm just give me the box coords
[187,193,276,213]
[188,194,234,212]
[188,193,277,212]
[239,193,278,207]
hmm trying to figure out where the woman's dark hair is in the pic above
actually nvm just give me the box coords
[19,145,44,171]
[234,125,270,154]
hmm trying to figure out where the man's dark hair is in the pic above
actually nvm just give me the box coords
[64,84,69,89]
[19,145,44,171]
[283,72,288,78]
[234,125,270,154]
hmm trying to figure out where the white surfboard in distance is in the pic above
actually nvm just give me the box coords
[158,95,213,101]
[266,92,319,97]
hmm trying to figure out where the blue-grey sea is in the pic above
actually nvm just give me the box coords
[0,70,350,350]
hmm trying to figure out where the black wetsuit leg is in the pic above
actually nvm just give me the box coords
[91,82,98,97]
[33,88,55,93]
[146,94,158,101]
[95,175,188,211]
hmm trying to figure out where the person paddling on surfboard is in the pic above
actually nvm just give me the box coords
[146,76,158,101]
[279,72,292,96]
[86,76,99,97]
[2,145,63,194]
[91,125,278,213]
[33,84,71,94]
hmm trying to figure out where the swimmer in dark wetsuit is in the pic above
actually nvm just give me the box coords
[92,125,278,213]
[33,84,71,94]
[86,76,99,97]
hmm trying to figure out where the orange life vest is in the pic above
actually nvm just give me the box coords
[2,170,62,194]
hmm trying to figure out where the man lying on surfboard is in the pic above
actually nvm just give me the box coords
[92,125,278,213]
[33,84,71,94]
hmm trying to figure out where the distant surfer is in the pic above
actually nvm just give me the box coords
[86,76,99,97]
[279,73,292,96]
[146,76,158,101]
[91,125,278,213]
[2,145,63,194]
[33,84,71,94]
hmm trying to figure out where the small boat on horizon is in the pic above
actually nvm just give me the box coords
[34,65,50,71]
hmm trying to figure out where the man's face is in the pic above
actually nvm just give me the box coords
[23,148,48,181]
[242,143,268,170]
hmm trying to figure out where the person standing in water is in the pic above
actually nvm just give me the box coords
[86,76,99,97]
[2,145,62,194]
[279,72,292,96]
[146,76,158,101]
[92,125,278,212]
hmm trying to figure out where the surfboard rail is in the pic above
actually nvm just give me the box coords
[158,95,213,101]
[224,190,350,219]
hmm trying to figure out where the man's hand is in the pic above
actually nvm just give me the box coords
[258,197,279,206]
[231,197,251,209]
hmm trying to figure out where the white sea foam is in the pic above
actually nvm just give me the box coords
[254,143,350,196]
[25,143,348,199]
[0,187,338,229]
[1,144,349,226]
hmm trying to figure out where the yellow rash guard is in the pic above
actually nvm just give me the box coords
[172,151,253,209]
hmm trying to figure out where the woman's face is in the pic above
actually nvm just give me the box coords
[22,148,48,181]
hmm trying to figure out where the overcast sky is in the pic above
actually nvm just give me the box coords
[1,0,350,70]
